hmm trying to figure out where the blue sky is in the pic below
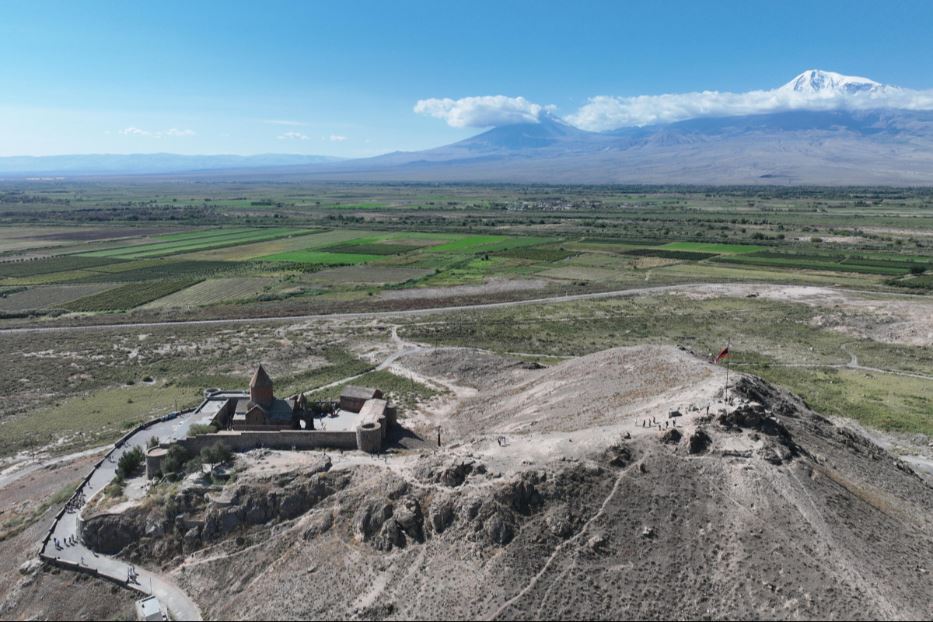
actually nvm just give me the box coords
[2,0,933,157]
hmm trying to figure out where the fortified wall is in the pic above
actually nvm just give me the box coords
[145,373,396,479]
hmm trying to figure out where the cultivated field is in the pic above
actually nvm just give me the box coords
[2,184,932,324]
[0,182,930,450]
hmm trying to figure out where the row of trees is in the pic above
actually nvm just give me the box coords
[113,439,233,484]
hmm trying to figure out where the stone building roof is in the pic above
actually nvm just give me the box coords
[250,365,273,389]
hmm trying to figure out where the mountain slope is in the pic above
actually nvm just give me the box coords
[262,70,933,185]
[780,68,889,95]
[259,108,933,185]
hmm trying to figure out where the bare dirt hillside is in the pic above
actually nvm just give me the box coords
[81,346,933,620]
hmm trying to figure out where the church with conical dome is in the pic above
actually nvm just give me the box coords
[213,364,309,431]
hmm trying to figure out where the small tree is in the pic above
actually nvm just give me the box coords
[200,442,231,474]
[147,436,160,449]
[117,446,145,478]
[159,445,191,479]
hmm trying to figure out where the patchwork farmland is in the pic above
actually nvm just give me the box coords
[1,217,932,322]
[0,188,933,323]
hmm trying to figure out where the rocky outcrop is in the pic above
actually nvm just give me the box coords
[82,513,147,556]
[415,458,486,487]
[82,457,346,559]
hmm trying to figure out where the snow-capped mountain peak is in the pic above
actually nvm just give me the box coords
[781,69,887,95]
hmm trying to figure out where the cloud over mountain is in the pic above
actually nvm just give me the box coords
[414,95,552,128]
[415,71,933,132]
[567,70,933,131]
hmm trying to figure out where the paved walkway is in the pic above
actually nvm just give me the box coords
[37,395,236,621]
[37,334,427,620]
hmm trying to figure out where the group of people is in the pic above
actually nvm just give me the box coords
[64,492,86,514]
[639,416,676,429]
[52,534,78,551]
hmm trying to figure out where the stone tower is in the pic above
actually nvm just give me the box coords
[249,364,274,408]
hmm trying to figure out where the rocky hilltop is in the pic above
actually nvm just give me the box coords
[80,346,933,620]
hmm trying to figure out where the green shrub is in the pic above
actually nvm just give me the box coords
[104,474,126,498]
[117,446,145,478]
[188,423,217,437]
[159,445,191,479]
[201,442,232,473]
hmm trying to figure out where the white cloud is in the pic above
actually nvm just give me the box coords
[414,72,933,133]
[328,134,348,142]
[277,131,310,140]
[119,126,196,138]
[164,128,195,137]
[567,81,933,131]
[414,95,551,128]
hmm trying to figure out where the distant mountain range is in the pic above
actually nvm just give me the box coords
[303,108,933,185]
[0,153,341,176]
[6,70,933,185]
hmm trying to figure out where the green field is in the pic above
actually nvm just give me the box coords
[714,251,932,276]
[324,243,420,256]
[261,250,383,265]
[661,242,766,254]
[494,246,577,262]
[0,255,117,277]
[77,260,240,283]
[0,185,931,329]
[428,235,555,253]
[624,248,718,261]
[64,278,202,311]
[0,383,202,456]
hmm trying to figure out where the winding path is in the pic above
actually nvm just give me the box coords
[38,398,227,620]
[36,332,430,621]
[26,282,933,619]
